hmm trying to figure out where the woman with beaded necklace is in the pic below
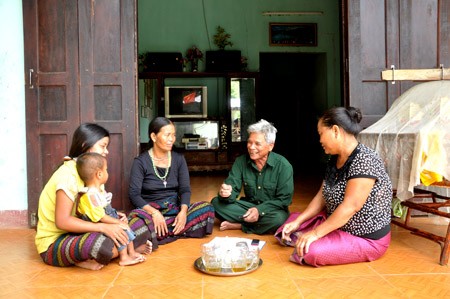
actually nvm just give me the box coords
[128,117,215,245]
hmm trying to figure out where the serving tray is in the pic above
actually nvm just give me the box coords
[194,257,263,276]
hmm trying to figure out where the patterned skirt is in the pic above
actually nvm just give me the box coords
[40,217,151,267]
[129,201,215,245]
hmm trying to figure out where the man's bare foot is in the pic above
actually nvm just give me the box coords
[135,240,153,255]
[119,255,145,266]
[219,221,242,231]
[75,259,104,271]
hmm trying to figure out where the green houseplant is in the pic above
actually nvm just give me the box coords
[213,26,233,50]
[206,26,241,72]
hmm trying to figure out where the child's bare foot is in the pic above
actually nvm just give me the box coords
[119,255,145,266]
[135,240,153,255]
[75,259,104,270]
[219,221,242,231]
[129,250,146,262]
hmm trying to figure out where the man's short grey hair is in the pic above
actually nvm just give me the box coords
[247,119,277,144]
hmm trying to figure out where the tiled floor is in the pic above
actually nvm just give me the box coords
[1,173,450,298]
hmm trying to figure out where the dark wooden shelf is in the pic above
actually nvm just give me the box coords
[139,71,259,79]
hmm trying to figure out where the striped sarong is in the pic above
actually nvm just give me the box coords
[40,232,114,266]
[40,216,151,267]
[129,201,215,245]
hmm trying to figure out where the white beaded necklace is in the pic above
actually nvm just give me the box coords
[149,148,171,187]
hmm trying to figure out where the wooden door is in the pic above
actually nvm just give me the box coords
[343,0,450,128]
[23,0,137,227]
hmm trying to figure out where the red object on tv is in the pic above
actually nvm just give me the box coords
[183,92,197,104]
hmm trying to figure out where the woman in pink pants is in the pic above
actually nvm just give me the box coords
[275,107,392,267]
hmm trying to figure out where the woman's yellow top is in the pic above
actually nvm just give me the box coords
[35,160,84,254]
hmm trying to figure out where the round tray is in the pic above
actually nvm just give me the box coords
[194,257,263,276]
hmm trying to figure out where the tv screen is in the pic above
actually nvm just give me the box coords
[164,86,207,118]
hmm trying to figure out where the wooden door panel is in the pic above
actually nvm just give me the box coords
[37,0,71,72]
[347,0,389,128]
[93,86,123,121]
[79,0,137,211]
[346,0,445,128]
[397,0,438,93]
[384,0,401,109]
[439,1,450,65]
[39,135,69,187]
[398,1,438,68]
[39,87,68,121]
[23,0,80,225]
[106,133,124,210]
[92,0,122,73]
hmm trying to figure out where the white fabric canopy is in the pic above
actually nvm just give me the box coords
[358,81,450,200]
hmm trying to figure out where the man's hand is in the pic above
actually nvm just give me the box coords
[219,183,232,198]
[241,207,259,223]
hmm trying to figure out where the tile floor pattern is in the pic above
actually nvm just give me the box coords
[1,173,450,298]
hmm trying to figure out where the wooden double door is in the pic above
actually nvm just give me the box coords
[23,0,137,226]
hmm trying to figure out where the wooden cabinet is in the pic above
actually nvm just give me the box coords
[139,71,258,171]
[182,150,230,172]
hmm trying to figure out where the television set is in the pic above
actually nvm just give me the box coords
[164,86,207,118]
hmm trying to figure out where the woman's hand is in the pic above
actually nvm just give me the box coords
[281,221,300,243]
[151,211,169,237]
[172,210,187,235]
[294,229,321,257]
[55,190,130,249]
[100,222,130,248]
[117,211,128,224]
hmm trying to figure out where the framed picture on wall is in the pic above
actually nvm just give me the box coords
[269,23,317,47]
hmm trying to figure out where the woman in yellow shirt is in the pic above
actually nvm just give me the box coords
[35,123,152,270]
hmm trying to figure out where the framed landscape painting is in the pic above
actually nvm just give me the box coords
[269,23,317,47]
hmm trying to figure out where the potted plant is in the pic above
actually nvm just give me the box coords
[206,26,241,72]
[213,26,233,50]
[185,46,203,72]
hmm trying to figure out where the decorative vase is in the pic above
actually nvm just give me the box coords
[190,59,198,72]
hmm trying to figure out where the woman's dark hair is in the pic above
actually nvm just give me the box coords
[69,123,110,158]
[320,107,363,136]
[148,117,173,146]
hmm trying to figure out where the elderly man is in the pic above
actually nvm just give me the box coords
[211,119,294,235]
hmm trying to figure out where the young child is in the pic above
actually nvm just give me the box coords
[76,152,147,266]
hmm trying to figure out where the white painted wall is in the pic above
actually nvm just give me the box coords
[0,0,27,210]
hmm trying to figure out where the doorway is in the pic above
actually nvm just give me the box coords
[258,53,328,176]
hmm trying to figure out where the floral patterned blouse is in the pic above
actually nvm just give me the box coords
[323,143,393,238]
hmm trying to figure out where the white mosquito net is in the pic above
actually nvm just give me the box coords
[358,80,450,200]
